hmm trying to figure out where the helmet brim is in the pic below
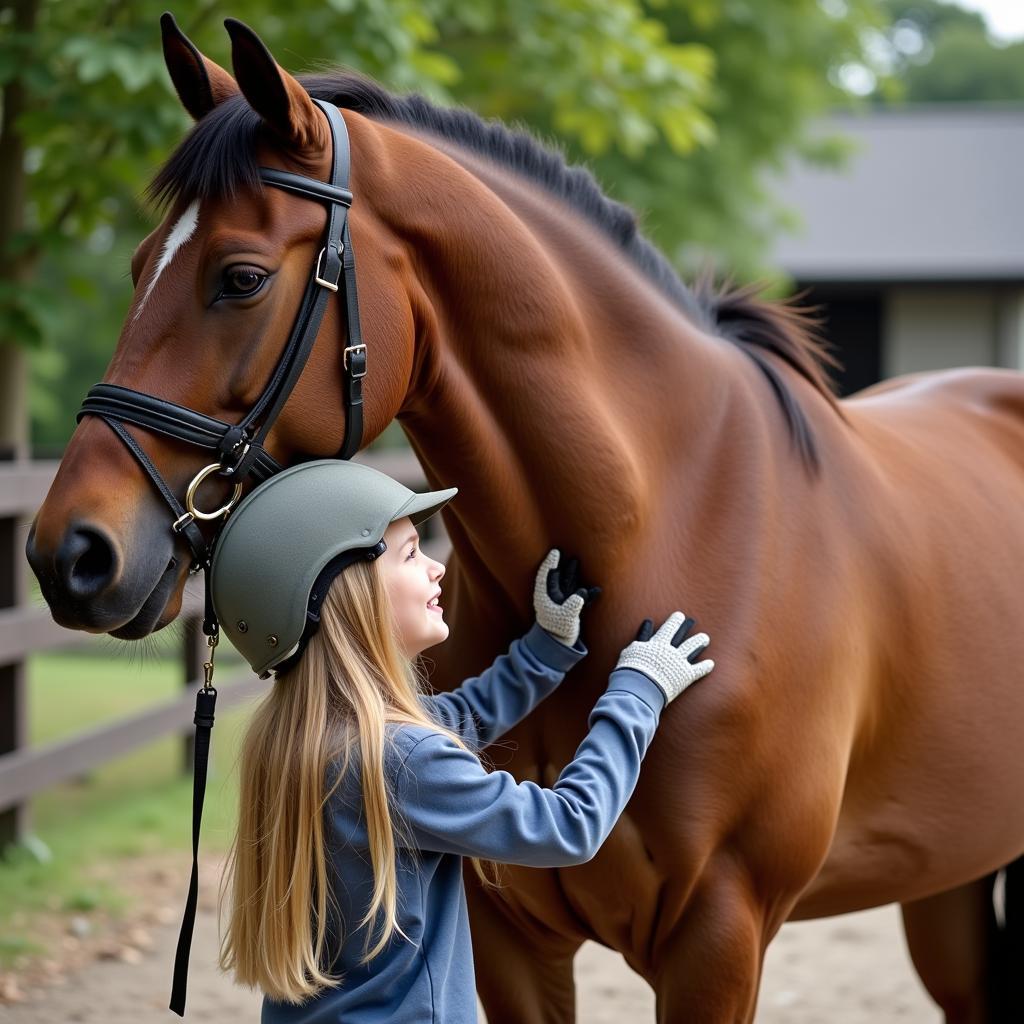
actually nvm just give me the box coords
[391,486,458,527]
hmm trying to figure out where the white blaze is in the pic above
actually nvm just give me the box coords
[132,198,201,322]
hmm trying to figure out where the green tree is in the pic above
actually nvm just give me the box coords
[874,0,1024,103]
[606,0,886,278]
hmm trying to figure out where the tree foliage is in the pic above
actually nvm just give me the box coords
[873,0,1024,103]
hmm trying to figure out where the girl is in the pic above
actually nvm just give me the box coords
[204,458,714,1022]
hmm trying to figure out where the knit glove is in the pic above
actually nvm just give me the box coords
[615,612,714,705]
[533,548,601,648]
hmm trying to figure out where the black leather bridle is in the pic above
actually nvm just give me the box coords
[73,98,368,1017]
[76,97,366,578]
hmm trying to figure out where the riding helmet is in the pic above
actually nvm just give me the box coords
[208,459,457,678]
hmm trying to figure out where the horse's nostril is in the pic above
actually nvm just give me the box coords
[58,523,118,600]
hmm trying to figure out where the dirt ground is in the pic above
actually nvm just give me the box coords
[0,852,941,1023]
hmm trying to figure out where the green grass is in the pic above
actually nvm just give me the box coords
[0,634,262,968]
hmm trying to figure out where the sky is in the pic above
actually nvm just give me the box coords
[952,0,1024,42]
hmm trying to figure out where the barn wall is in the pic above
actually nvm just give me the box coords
[883,287,1001,377]
[995,288,1024,370]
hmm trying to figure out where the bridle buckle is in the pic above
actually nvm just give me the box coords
[314,245,342,292]
[344,344,367,376]
[219,441,250,476]
[172,511,195,533]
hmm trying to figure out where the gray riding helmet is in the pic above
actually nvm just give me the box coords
[209,458,457,678]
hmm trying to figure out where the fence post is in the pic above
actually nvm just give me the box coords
[0,355,30,849]
[0,513,30,851]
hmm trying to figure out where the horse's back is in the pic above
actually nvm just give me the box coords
[842,364,1024,491]
[847,365,1024,434]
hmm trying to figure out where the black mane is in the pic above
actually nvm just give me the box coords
[149,70,843,472]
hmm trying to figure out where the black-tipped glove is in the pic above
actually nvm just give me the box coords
[615,612,714,705]
[532,547,601,648]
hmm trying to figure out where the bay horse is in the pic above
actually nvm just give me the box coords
[25,15,1024,1023]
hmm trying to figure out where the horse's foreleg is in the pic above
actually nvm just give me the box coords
[465,869,583,1024]
[650,853,767,1024]
[900,874,997,1024]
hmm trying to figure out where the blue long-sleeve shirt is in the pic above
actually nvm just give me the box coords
[261,621,667,1024]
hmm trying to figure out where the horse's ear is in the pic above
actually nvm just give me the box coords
[160,12,238,120]
[224,17,329,154]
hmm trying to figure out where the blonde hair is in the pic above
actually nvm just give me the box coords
[217,556,504,1004]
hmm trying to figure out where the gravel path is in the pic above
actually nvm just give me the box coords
[0,850,941,1023]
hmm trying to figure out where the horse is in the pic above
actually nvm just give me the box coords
[25,15,1024,1023]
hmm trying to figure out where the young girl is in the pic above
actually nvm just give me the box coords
[205,458,714,1022]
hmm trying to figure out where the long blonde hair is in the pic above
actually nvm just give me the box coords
[218,556,504,1004]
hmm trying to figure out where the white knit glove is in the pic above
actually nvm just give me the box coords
[615,612,714,705]
[532,548,601,648]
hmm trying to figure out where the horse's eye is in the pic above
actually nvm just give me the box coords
[219,265,267,299]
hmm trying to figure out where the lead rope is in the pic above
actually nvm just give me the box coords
[168,565,220,1016]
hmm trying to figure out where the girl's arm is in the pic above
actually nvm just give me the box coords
[420,621,587,749]
[398,668,666,867]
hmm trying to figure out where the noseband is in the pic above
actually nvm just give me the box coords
[76,97,366,576]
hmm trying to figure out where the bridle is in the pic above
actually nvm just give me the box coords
[76,97,366,578]
[74,97,368,1017]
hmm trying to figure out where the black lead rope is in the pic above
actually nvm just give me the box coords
[168,567,220,1017]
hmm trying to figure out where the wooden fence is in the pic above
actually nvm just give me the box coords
[0,448,447,853]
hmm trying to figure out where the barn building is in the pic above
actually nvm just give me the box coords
[767,105,1024,396]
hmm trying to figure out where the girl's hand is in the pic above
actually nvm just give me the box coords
[533,548,601,647]
[615,613,714,705]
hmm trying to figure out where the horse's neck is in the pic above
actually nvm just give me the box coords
[385,132,766,619]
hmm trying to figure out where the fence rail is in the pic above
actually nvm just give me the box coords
[0,447,446,851]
